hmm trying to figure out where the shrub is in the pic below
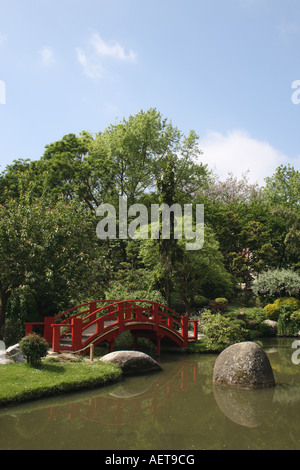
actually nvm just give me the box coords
[253,269,300,299]
[263,303,280,321]
[291,310,300,326]
[276,299,300,337]
[263,297,300,322]
[19,334,49,365]
[274,297,300,312]
[199,310,248,350]
[277,311,299,337]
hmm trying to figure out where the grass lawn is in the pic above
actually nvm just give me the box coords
[0,359,122,407]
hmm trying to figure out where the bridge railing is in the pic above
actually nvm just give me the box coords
[79,300,195,349]
[55,300,118,324]
[25,299,198,353]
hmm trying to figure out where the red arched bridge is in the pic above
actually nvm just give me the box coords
[24,300,198,355]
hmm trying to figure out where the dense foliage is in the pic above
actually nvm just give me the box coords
[0,108,299,346]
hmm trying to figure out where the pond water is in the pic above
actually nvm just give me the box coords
[0,338,300,451]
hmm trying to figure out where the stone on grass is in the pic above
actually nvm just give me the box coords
[213,341,275,390]
[6,344,26,363]
[100,350,162,376]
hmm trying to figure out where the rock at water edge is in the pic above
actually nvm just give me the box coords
[100,350,162,376]
[213,341,275,390]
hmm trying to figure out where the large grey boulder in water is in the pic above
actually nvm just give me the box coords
[213,342,275,389]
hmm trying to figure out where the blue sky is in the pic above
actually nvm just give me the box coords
[1,0,300,185]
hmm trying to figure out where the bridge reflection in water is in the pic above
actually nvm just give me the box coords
[48,357,201,426]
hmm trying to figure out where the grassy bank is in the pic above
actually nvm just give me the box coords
[0,359,122,408]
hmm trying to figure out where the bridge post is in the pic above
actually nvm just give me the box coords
[193,320,198,341]
[156,334,164,355]
[108,339,115,353]
[181,316,189,346]
[124,301,132,320]
[131,332,138,351]
[25,323,33,336]
[52,325,61,353]
[117,302,125,333]
[71,318,83,353]
[89,302,97,322]
[152,303,159,330]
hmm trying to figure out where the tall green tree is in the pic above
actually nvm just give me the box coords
[195,172,282,290]
[264,164,300,208]
[264,165,300,270]
[0,187,111,340]
[90,108,209,206]
[140,225,232,315]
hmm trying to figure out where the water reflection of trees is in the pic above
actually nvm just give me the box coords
[0,355,216,450]
[1,342,300,449]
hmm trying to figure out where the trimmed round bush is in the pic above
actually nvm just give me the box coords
[264,303,280,321]
[215,298,228,305]
[19,334,49,365]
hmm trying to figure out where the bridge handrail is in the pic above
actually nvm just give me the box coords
[54,300,190,343]
[80,300,185,331]
[55,300,118,323]
[56,299,185,323]
[79,300,188,346]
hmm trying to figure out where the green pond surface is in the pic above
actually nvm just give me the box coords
[0,338,299,451]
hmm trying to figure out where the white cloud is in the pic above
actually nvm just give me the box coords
[39,47,56,67]
[198,130,292,185]
[90,32,136,62]
[76,48,104,79]
[77,32,137,79]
